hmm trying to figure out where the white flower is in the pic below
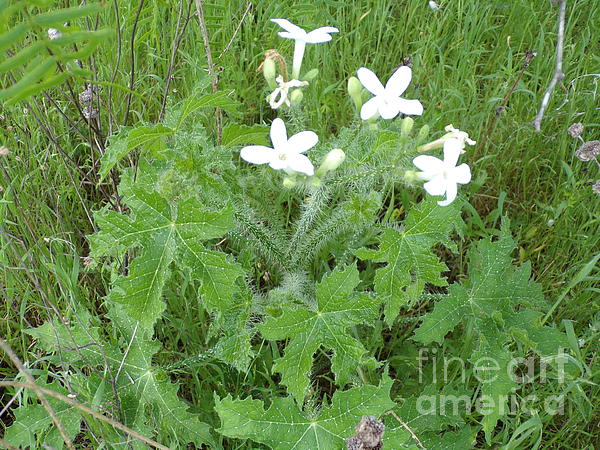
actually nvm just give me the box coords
[240,118,317,176]
[429,1,440,10]
[271,19,338,79]
[420,124,476,152]
[357,66,423,120]
[267,75,309,109]
[412,138,471,206]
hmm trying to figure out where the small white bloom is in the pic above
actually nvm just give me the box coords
[267,75,309,109]
[357,66,423,120]
[420,124,476,152]
[429,1,440,10]
[271,19,338,79]
[240,118,317,176]
[47,28,62,40]
[413,138,471,206]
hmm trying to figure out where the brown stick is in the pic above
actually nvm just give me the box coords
[384,410,426,449]
[532,0,567,131]
[0,380,170,450]
[0,340,76,450]
[195,0,223,144]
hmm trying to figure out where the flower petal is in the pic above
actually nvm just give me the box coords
[397,98,423,116]
[271,19,305,36]
[357,67,385,96]
[278,31,299,40]
[240,145,276,165]
[360,97,380,120]
[423,176,448,196]
[413,155,444,173]
[438,182,457,206]
[286,153,315,176]
[443,138,462,167]
[452,163,471,184]
[287,130,318,154]
[304,26,338,43]
[385,66,412,96]
[270,118,288,149]
[378,97,401,120]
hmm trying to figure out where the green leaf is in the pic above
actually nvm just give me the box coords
[90,179,242,330]
[126,124,174,154]
[259,263,380,402]
[222,123,270,148]
[176,91,240,129]
[216,375,395,450]
[356,198,463,324]
[31,4,103,26]
[98,131,130,182]
[413,221,540,345]
[25,309,215,448]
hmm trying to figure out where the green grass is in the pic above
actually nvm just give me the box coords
[1,0,599,448]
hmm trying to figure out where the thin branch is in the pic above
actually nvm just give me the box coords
[0,340,76,450]
[194,0,223,144]
[123,0,145,126]
[476,50,536,153]
[0,381,169,450]
[384,410,426,449]
[218,1,253,59]
[532,0,567,131]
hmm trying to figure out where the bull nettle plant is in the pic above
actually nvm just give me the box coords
[5,14,578,450]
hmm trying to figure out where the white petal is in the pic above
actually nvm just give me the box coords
[286,153,315,176]
[423,176,448,196]
[413,155,444,173]
[360,97,380,120]
[357,67,385,96]
[269,156,287,171]
[240,145,276,165]
[438,182,457,206]
[287,131,318,154]
[278,31,299,40]
[270,118,288,149]
[397,98,423,116]
[271,19,305,35]
[385,66,412,96]
[452,163,471,184]
[378,98,401,120]
[313,26,339,34]
[443,138,462,167]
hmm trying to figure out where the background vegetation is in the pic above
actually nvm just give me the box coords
[1,0,598,448]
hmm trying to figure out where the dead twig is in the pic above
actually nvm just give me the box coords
[0,380,169,450]
[218,2,253,59]
[194,0,223,144]
[384,410,426,449]
[0,340,76,450]
[532,0,567,131]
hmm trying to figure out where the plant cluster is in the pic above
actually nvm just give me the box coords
[2,7,593,450]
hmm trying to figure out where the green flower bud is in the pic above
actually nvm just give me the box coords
[347,76,363,112]
[302,68,319,82]
[403,170,420,183]
[400,117,414,136]
[316,148,346,177]
[263,58,277,90]
[282,175,297,188]
[416,124,430,145]
[290,88,303,105]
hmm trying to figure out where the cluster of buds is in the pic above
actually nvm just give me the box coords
[568,122,600,195]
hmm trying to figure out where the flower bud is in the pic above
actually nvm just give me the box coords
[347,76,363,112]
[282,176,297,188]
[263,57,277,90]
[316,149,346,177]
[289,88,303,105]
[400,117,414,136]
[403,170,420,183]
[302,68,319,82]
[416,124,430,145]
